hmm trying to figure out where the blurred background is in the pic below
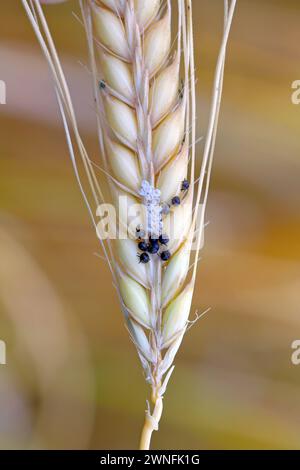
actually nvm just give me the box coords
[0,0,300,450]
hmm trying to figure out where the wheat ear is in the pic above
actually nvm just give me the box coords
[22,0,237,450]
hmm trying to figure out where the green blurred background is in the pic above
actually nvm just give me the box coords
[0,0,300,449]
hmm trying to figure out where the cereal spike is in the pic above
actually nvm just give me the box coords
[23,0,237,451]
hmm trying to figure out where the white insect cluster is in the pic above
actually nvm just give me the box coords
[139,180,162,239]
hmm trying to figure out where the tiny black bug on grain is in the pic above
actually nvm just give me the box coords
[159,234,169,246]
[148,241,160,255]
[99,80,106,90]
[181,179,190,191]
[138,241,148,252]
[161,250,171,262]
[138,253,150,264]
[171,196,181,206]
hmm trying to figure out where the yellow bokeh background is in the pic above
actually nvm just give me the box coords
[0,0,299,449]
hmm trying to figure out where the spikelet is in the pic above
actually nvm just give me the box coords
[149,53,180,126]
[161,238,191,307]
[116,238,150,288]
[23,0,237,451]
[119,270,151,328]
[162,283,193,347]
[157,143,188,203]
[105,139,141,193]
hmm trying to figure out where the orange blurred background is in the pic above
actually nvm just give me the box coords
[0,0,300,449]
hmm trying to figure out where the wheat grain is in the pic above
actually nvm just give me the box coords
[22,0,237,450]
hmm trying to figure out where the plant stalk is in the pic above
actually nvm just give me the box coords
[139,394,163,450]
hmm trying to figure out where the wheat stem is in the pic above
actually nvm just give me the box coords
[139,395,163,450]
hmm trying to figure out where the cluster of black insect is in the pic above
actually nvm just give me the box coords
[135,180,190,264]
[136,230,171,264]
